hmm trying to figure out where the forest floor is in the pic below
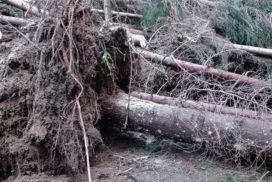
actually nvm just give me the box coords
[87,138,270,182]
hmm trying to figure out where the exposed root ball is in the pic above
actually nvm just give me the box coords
[0,3,132,180]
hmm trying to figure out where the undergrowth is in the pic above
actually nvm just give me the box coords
[140,0,184,27]
[211,0,272,47]
[0,3,22,17]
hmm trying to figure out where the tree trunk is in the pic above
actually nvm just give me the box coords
[231,43,272,57]
[103,92,272,161]
[135,48,266,86]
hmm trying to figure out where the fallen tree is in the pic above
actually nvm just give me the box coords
[230,43,272,57]
[131,92,272,120]
[135,48,267,86]
[103,92,272,162]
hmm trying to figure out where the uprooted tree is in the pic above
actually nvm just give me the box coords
[1,0,272,181]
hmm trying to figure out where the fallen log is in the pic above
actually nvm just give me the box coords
[103,93,272,161]
[131,92,272,120]
[0,15,33,25]
[2,0,48,16]
[231,43,272,57]
[91,8,143,19]
[135,48,266,86]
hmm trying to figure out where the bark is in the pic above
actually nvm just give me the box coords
[2,0,48,16]
[103,0,112,26]
[0,15,32,25]
[91,9,143,19]
[231,43,272,57]
[135,48,266,86]
[103,93,272,160]
[131,92,272,120]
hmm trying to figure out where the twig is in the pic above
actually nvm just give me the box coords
[256,171,269,182]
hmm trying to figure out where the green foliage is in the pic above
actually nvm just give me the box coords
[141,0,168,27]
[0,3,22,17]
[140,0,184,27]
[212,0,272,47]
[102,51,113,73]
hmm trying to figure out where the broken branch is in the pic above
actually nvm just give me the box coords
[91,8,143,19]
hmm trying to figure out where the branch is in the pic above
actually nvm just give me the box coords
[0,15,33,25]
[135,48,266,86]
[91,8,143,19]
[131,92,272,120]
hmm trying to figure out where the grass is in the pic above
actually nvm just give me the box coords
[140,0,184,27]
[211,0,272,47]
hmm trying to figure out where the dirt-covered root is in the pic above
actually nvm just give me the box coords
[0,2,135,180]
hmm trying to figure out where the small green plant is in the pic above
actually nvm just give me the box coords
[102,50,113,73]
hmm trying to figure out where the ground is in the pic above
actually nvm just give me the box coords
[3,137,272,182]
[87,139,270,182]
